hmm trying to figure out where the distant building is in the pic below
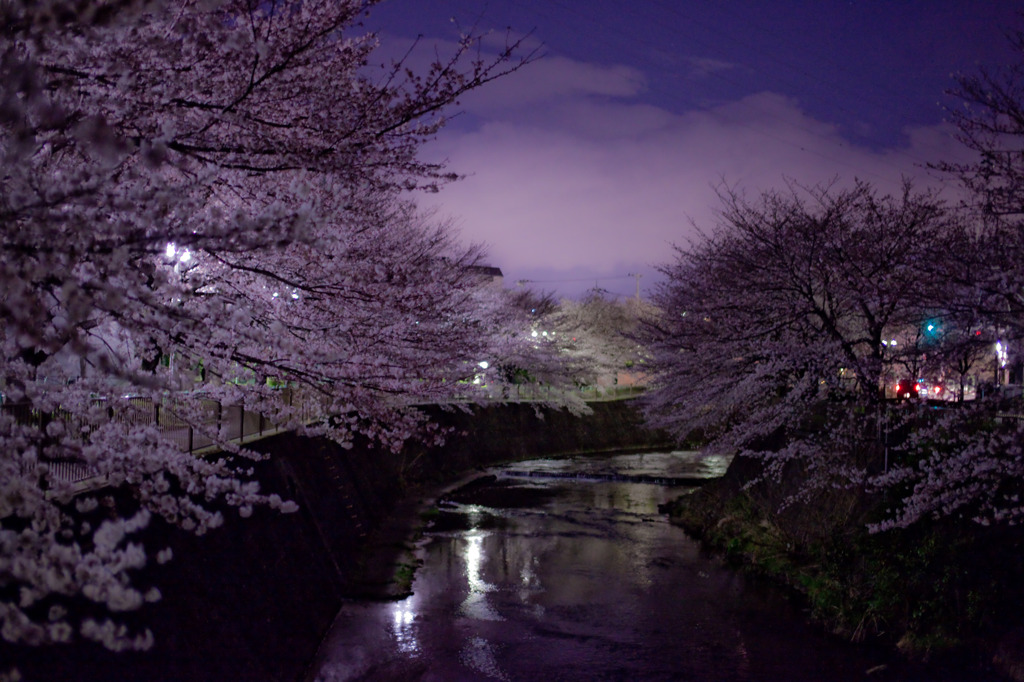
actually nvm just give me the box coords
[467,265,504,288]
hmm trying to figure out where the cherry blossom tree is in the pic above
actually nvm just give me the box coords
[868,403,1024,530]
[639,180,956,489]
[1,0,534,655]
[467,287,589,411]
[869,31,1024,530]
[545,290,651,390]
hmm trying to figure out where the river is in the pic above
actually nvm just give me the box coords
[309,451,998,681]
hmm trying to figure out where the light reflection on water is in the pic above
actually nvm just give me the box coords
[501,450,732,481]
[460,635,508,682]
[312,451,736,681]
[389,602,418,656]
[310,451,987,682]
[460,530,503,622]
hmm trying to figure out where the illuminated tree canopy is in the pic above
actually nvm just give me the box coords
[0,0,538,652]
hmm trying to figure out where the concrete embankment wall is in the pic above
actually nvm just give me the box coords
[7,400,670,682]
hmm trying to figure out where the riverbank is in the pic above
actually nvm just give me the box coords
[663,452,1024,681]
[3,399,671,682]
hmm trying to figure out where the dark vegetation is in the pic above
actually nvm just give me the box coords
[665,404,1024,677]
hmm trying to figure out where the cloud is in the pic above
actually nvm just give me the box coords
[682,56,737,78]
[461,53,648,113]
[411,51,976,298]
[372,32,647,116]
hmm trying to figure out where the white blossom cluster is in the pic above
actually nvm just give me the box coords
[545,292,654,389]
[1,0,546,655]
[870,407,1024,530]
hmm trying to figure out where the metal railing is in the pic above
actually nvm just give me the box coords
[5,383,646,488]
[106,389,320,455]
[4,389,313,487]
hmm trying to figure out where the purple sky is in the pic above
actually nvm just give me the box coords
[366,1,1022,299]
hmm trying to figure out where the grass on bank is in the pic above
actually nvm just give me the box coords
[667,484,1024,662]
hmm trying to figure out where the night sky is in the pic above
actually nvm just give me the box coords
[367,1,1023,299]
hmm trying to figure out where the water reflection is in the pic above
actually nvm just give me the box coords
[311,451,996,682]
[389,601,418,656]
[460,530,502,621]
[517,557,544,616]
[502,450,732,482]
[461,635,508,681]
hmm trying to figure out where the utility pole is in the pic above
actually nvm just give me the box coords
[627,272,642,301]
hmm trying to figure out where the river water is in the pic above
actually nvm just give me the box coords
[309,451,997,681]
